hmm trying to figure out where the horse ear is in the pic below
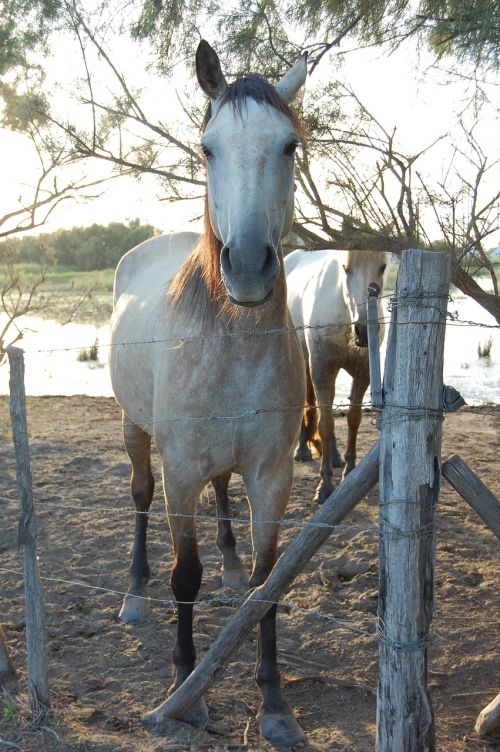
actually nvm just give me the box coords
[275,52,308,103]
[196,40,228,101]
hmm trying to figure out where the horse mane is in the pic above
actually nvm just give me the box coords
[168,74,305,328]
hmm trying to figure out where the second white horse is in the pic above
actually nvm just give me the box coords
[285,248,387,503]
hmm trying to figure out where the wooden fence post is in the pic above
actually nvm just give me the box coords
[376,249,451,752]
[8,346,50,708]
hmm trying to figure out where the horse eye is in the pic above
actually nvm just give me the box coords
[201,145,212,159]
[343,265,351,275]
[284,140,298,156]
[380,264,387,274]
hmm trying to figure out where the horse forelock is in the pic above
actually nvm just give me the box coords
[202,74,306,138]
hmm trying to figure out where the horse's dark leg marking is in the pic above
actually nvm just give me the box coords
[294,365,314,462]
[120,414,154,622]
[295,418,313,462]
[246,469,305,747]
[344,369,370,477]
[167,494,209,725]
[311,364,339,504]
[329,431,345,468]
[212,473,248,591]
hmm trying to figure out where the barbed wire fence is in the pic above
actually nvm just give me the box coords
[1,248,499,749]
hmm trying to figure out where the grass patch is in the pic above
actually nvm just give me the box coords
[77,339,99,361]
[9,263,115,293]
[2,264,115,324]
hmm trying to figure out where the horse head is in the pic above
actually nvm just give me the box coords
[196,40,307,307]
[344,251,387,347]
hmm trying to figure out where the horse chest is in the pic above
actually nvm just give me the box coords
[154,334,304,477]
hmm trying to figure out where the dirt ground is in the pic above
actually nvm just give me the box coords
[0,396,498,752]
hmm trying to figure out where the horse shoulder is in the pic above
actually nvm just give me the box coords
[113,231,200,303]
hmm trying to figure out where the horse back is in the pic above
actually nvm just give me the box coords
[285,249,349,328]
[113,232,200,303]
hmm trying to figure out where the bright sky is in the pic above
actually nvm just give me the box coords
[1,27,498,243]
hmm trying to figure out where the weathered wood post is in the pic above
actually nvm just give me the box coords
[8,346,50,708]
[376,249,451,752]
[442,455,500,541]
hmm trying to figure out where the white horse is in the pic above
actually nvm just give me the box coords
[285,249,387,503]
[109,41,308,746]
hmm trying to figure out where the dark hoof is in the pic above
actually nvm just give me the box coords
[177,697,210,727]
[259,711,306,747]
[294,446,313,462]
[313,483,334,505]
[165,686,210,727]
[331,453,345,469]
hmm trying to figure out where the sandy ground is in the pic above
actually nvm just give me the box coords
[0,396,499,751]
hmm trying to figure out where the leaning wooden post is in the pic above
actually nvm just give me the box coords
[8,346,50,708]
[376,249,451,752]
[442,455,500,541]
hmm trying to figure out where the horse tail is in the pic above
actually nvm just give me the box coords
[303,366,322,457]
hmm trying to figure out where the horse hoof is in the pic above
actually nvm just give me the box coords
[222,565,249,592]
[313,484,333,505]
[119,594,150,622]
[259,711,306,747]
[177,697,210,727]
[294,447,312,462]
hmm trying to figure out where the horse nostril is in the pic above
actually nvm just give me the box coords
[262,245,277,277]
[220,245,232,278]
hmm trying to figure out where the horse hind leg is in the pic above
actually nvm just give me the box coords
[212,473,248,591]
[312,366,339,504]
[343,370,370,478]
[294,365,314,462]
[119,414,154,623]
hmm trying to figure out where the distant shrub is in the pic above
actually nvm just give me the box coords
[477,337,493,359]
[77,339,99,362]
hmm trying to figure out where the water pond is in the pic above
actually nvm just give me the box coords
[0,294,498,406]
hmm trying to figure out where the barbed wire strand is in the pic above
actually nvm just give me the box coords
[1,565,497,648]
[7,294,499,357]
[1,401,498,439]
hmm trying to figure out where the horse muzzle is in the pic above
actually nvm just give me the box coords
[220,242,280,307]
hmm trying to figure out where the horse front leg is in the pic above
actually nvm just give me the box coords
[212,473,248,591]
[311,366,339,504]
[165,478,209,726]
[120,415,154,622]
[245,460,305,747]
[344,370,370,478]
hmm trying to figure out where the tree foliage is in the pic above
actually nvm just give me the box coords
[0,0,498,325]
[0,219,158,270]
